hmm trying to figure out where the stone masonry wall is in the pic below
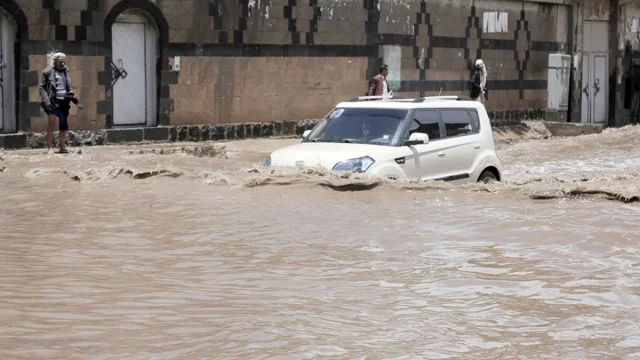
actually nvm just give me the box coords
[617,1,640,126]
[4,0,570,133]
[169,57,367,125]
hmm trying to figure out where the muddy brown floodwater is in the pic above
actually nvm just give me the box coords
[1,123,639,360]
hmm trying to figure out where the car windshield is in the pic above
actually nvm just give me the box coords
[306,108,408,146]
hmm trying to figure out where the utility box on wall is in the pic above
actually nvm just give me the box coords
[546,54,571,122]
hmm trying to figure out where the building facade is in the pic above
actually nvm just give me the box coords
[0,0,635,135]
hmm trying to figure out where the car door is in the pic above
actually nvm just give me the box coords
[400,109,449,181]
[436,109,482,182]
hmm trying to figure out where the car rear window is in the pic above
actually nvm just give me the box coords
[441,110,475,137]
[469,110,480,132]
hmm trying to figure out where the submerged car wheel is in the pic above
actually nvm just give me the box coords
[477,170,498,183]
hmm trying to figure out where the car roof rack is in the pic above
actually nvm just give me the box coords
[412,95,473,103]
[346,95,408,102]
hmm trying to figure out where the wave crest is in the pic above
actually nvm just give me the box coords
[25,166,183,182]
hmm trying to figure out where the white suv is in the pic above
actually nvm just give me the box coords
[265,95,502,183]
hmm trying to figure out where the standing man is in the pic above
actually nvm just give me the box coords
[367,64,393,97]
[470,59,487,103]
[39,51,78,154]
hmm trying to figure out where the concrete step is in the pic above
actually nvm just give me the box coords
[0,120,610,150]
[543,121,604,137]
[0,120,319,150]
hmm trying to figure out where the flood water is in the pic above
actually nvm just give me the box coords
[1,123,639,359]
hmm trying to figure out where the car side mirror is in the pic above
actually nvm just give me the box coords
[404,132,429,146]
[302,130,312,138]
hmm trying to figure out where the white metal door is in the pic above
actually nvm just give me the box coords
[582,21,608,124]
[581,55,590,123]
[112,22,147,125]
[0,14,15,133]
[592,55,607,124]
[581,53,608,124]
[0,20,5,132]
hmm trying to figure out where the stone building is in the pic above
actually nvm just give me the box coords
[0,0,636,137]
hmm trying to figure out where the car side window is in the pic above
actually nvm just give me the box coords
[408,110,441,140]
[441,110,474,138]
[469,110,480,133]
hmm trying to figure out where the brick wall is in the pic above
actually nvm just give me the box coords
[4,0,569,133]
[168,57,367,126]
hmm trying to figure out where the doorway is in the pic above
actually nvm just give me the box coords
[111,10,158,127]
[581,21,608,124]
[0,10,16,133]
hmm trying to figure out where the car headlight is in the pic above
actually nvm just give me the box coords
[332,156,375,173]
[264,156,271,166]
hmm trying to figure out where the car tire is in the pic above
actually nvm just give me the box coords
[478,170,497,183]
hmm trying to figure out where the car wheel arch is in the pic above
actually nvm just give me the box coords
[478,166,501,182]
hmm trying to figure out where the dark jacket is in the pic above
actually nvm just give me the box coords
[38,67,74,110]
[367,74,387,96]
[470,69,483,99]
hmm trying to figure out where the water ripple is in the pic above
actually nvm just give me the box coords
[1,130,640,359]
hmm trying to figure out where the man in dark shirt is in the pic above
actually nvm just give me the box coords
[470,59,487,102]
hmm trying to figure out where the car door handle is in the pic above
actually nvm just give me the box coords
[474,144,480,150]
[438,152,445,157]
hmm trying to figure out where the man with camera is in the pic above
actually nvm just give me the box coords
[38,51,79,154]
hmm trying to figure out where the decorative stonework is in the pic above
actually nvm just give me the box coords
[515,9,531,99]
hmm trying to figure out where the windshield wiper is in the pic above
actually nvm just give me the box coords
[309,139,362,143]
